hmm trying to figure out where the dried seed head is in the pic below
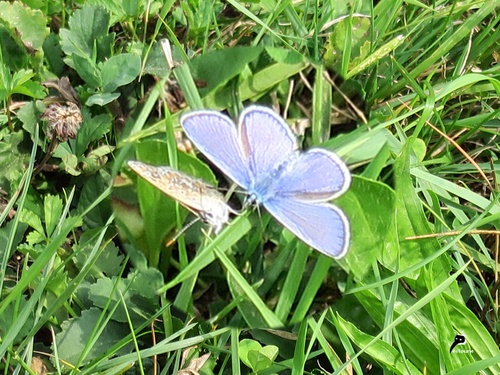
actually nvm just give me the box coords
[42,102,83,142]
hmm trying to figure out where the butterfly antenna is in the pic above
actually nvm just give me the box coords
[225,182,238,200]
[222,182,243,216]
[165,217,201,247]
[254,202,262,218]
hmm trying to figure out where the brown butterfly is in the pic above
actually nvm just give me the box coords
[127,160,232,233]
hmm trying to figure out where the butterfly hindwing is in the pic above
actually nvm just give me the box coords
[264,197,350,259]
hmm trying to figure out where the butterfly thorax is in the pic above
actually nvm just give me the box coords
[250,157,295,203]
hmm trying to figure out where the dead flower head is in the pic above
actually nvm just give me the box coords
[42,102,83,142]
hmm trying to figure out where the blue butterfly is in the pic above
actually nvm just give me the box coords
[181,106,351,258]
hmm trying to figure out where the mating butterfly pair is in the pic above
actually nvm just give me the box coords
[129,106,350,259]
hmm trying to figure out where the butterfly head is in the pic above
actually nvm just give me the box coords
[199,208,226,234]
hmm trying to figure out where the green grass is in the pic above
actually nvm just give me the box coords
[1,0,500,374]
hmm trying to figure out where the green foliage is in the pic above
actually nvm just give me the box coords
[60,4,141,106]
[61,109,113,175]
[0,1,48,71]
[54,307,133,366]
[0,68,45,102]
[2,0,500,374]
[189,46,264,96]
[19,194,64,249]
[0,128,26,189]
[238,338,279,373]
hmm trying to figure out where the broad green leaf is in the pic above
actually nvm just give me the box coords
[0,296,33,346]
[80,145,113,174]
[72,54,102,89]
[0,2,48,50]
[260,344,279,363]
[324,16,371,74]
[43,33,65,75]
[75,112,112,156]
[0,69,44,100]
[44,195,63,238]
[340,176,395,278]
[392,139,449,279]
[89,0,143,20]
[88,268,163,325]
[9,80,44,98]
[86,92,121,106]
[54,308,132,365]
[101,53,141,92]
[0,30,28,72]
[25,230,46,246]
[190,46,263,96]
[46,266,69,297]
[7,70,45,99]
[247,349,273,371]
[73,239,125,278]
[238,339,262,370]
[0,221,27,265]
[19,209,44,236]
[142,40,175,78]
[265,46,304,64]
[62,153,80,176]
[17,101,40,142]
[60,4,110,58]
[77,174,111,228]
[238,61,305,101]
[0,131,27,185]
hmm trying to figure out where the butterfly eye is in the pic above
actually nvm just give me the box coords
[200,211,224,227]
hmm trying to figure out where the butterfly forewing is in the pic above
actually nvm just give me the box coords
[238,106,298,182]
[181,111,251,189]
